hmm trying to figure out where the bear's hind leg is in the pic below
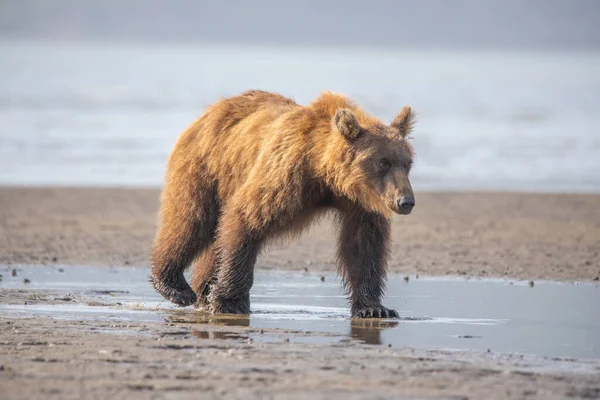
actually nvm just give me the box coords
[191,244,218,309]
[151,218,201,306]
[151,184,219,307]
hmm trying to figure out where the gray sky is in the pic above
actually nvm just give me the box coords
[1,0,599,49]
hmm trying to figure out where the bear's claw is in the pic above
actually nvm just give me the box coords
[353,306,399,319]
[169,289,197,307]
[151,274,197,307]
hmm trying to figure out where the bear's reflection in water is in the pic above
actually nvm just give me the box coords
[165,312,252,341]
[164,312,250,327]
[162,311,401,345]
[350,320,399,345]
[191,329,248,341]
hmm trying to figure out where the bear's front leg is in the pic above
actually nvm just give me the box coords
[337,208,399,319]
[207,212,261,314]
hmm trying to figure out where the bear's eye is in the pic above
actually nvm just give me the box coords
[378,159,392,170]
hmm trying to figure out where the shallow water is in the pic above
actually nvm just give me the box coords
[2,41,600,192]
[1,265,599,359]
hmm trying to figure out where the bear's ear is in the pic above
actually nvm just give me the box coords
[334,109,361,141]
[391,106,415,138]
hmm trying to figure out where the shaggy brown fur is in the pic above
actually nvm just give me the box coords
[151,90,416,318]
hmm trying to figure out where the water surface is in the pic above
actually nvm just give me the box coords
[1,41,600,191]
[1,265,598,359]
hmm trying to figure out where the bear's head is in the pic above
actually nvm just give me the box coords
[331,106,416,217]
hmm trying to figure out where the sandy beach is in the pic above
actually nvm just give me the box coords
[1,186,600,399]
[1,186,598,280]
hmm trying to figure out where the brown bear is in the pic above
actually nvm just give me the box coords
[151,90,416,318]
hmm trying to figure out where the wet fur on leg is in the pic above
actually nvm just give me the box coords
[207,294,251,314]
[206,210,260,315]
[151,216,203,307]
[336,206,397,318]
[150,156,219,306]
[191,246,218,309]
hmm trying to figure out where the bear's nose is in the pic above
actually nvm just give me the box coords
[397,196,415,214]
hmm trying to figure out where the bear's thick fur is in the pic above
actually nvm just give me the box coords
[151,90,416,318]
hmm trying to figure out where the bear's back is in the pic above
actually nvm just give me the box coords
[199,90,299,139]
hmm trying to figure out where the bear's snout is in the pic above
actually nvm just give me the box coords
[396,196,415,215]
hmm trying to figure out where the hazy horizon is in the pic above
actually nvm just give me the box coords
[2,1,600,191]
[1,0,599,50]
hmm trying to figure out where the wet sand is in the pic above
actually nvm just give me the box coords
[1,186,600,399]
[1,186,599,281]
[2,313,600,400]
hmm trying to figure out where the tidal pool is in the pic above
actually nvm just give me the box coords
[1,265,598,359]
